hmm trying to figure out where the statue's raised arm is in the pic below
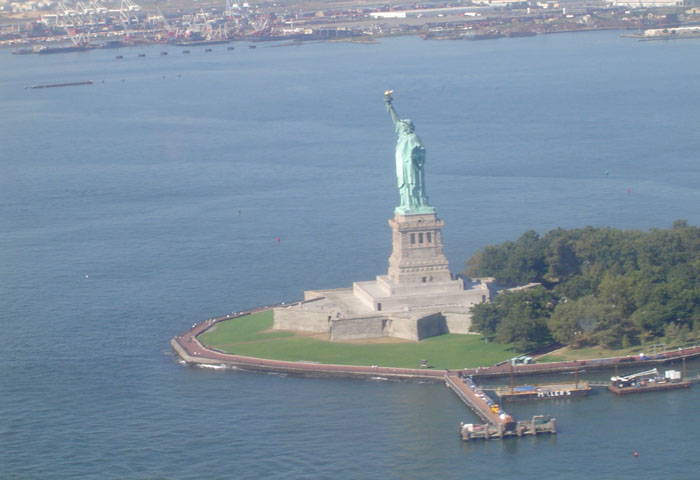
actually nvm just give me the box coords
[384,93,400,127]
[382,91,434,216]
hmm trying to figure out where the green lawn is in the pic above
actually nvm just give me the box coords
[198,310,517,369]
[537,345,635,363]
[538,340,699,363]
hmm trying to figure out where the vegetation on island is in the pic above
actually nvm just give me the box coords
[466,220,700,352]
[198,310,515,370]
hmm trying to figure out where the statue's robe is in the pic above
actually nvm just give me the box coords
[395,128,426,208]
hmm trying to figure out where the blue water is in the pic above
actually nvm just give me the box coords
[2,32,700,479]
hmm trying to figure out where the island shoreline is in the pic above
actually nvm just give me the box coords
[171,306,700,382]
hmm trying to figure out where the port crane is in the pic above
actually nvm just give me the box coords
[610,368,658,388]
[225,0,241,20]
[45,0,140,43]
[117,0,141,33]
[51,1,111,28]
[50,2,91,46]
[147,2,174,37]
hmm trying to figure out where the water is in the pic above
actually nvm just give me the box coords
[2,32,700,479]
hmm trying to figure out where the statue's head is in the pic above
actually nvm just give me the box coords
[399,119,415,134]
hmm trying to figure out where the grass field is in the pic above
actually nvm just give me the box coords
[198,310,518,369]
[538,340,700,363]
[537,345,639,363]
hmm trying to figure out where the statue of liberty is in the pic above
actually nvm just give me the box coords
[384,91,434,215]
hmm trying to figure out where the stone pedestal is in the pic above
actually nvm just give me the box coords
[274,209,492,341]
[387,212,452,284]
[349,212,488,315]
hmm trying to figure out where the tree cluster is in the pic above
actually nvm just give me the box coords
[467,220,700,350]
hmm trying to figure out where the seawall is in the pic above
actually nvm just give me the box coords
[171,307,700,381]
[171,313,445,381]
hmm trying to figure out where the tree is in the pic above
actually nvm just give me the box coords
[470,287,553,350]
[598,273,637,316]
[547,296,598,346]
[631,302,670,340]
[544,236,580,282]
[470,301,501,337]
[465,231,546,284]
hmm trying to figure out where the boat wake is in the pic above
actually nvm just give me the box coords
[198,363,227,370]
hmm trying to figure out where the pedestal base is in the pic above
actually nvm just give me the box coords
[353,275,487,313]
[387,212,452,284]
[272,207,494,341]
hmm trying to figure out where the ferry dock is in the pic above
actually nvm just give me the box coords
[445,373,557,441]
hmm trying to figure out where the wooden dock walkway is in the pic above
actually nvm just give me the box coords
[445,373,557,441]
[445,374,504,425]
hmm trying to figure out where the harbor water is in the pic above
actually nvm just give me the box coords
[2,32,700,479]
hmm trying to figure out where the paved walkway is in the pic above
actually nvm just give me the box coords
[171,308,700,381]
[171,312,445,381]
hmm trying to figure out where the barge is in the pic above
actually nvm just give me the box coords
[36,45,94,54]
[29,81,94,89]
[496,381,591,401]
[608,368,691,395]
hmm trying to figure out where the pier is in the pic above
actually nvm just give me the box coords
[445,373,557,441]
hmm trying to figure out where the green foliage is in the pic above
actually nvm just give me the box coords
[631,302,670,339]
[469,301,501,337]
[544,235,580,282]
[471,286,553,351]
[466,230,545,284]
[552,273,596,300]
[466,220,700,350]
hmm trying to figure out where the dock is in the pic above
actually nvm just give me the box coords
[445,373,557,441]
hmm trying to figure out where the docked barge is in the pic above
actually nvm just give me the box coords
[608,368,691,395]
[496,382,591,401]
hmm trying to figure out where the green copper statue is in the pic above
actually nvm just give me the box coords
[384,91,434,215]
